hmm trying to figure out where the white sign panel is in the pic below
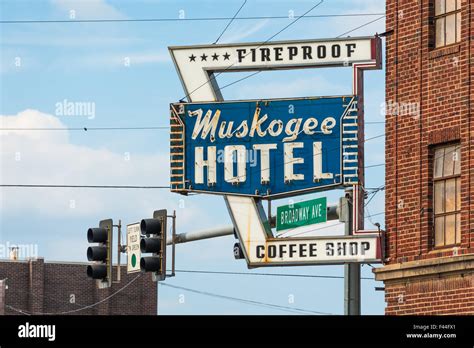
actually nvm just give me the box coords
[127,223,141,273]
[169,37,379,101]
[250,235,381,266]
[224,195,381,267]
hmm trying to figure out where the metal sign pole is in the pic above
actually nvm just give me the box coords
[343,191,361,315]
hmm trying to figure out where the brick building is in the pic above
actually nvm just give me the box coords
[374,0,474,314]
[0,258,157,315]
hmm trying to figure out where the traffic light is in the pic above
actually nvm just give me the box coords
[140,209,167,281]
[86,219,113,288]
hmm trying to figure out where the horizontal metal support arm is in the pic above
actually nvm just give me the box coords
[167,204,339,246]
[168,226,234,245]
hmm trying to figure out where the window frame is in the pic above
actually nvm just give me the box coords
[432,143,461,249]
[434,0,462,48]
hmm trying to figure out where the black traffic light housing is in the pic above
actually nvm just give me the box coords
[86,219,113,288]
[140,209,167,282]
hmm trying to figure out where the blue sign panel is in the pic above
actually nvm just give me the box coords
[170,96,358,199]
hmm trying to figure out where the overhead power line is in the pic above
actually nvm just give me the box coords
[337,15,386,38]
[219,71,263,90]
[182,0,325,101]
[365,163,385,169]
[0,126,169,131]
[0,132,386,189]
[0,184,170,189]
[172,269,375,280]
[0,124,384,132]
[214,13,386,95]
[6,274,142,315]
[0,162,384,190]
[0,13,386,25]
[364,185,386,206]
[160,282,334,315]
[2,14,388,135]
[213,0,247,44]
[365,212,385,218]
[364,134,385,142]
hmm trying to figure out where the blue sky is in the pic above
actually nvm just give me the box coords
[0,0,386,315]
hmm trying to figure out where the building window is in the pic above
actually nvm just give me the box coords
[433,144,461,247]
[435,0,462,48]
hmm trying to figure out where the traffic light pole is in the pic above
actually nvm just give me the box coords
[114,220,122,284]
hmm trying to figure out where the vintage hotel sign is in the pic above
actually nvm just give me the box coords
[169,36,383,267]
[170,96,359,198]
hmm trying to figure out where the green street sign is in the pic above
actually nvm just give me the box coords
[276,197,327,232]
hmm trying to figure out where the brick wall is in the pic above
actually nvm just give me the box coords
[375,0,474,314]
[0,258,157,315]
[385,274,474,315]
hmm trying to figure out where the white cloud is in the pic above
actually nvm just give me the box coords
[51,0,126,19]
[219,20,269,43]
[0,109,68,142]
[0,109,172,217]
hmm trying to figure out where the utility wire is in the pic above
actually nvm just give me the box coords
[364,212,384,218]
[0,126,169,131]
[213,0,247,44]
[365,163,385,169]
[213,13,387,96]
[171,269,375,280]
[337,15,386,38]
[0,13,386,25]
[0,184,170,189]
[0,133,386,189]
[160,282,334,315]
[2,14,388,134]
[364,133,385,142]
[6,273,142,315]
[364,185,385,207]
[229,130,385,182]
[0,162,384,190]
[219,71,262,90]
[0,124,384,131]
[181,0,325,101]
